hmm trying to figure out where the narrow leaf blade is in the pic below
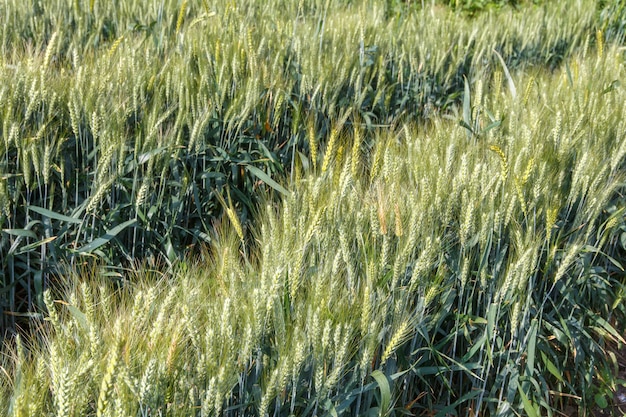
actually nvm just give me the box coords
[28,205,82,224]
[245,164,289,196]
[493,49,517,99]
[75,219,137,254]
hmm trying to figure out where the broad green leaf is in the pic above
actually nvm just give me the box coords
[459,120,474,135]
[565,62,574,87]
[482,120,502,134]
[462,334,487,362]
[583,244,624,271]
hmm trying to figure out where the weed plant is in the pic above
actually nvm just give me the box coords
[2,34,625,415]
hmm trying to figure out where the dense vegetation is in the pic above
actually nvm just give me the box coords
[1,0,625,416]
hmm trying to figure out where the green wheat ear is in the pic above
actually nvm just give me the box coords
[176,0,188,35]
[489,145,509,182]
[351,122,363,179]
[107,36,124,58]
[97,347,119,417]
[381,319,411,365]
[321,127,339,173]
[307,115,318,171]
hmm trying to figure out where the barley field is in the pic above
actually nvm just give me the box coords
[1,0,626,416]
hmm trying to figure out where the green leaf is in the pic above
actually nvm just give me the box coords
[601,79,620,95]
[2,229,37,239]
[15,236,57,255]
[461,332,487,362]
[517,385,538,417]
[565,62,574,88]
[371,370,391,417]
[583,244,624,271]
[540,352,563,382]
[493,49,517,98]
[482,120,501,134]
[137,146,167,164]
[462,75,472,138]
[244,164,289,196]
[75,219,137,254]
[434,389,481,417]
[594,393,608,409]
[66,304,89,332]
[28,205,82,224]
[525,319,538,381]
[459,120,474,135]
[487,303,498,341]
[590,316,626,344]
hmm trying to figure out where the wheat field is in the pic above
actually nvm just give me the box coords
[1,0,626,416]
